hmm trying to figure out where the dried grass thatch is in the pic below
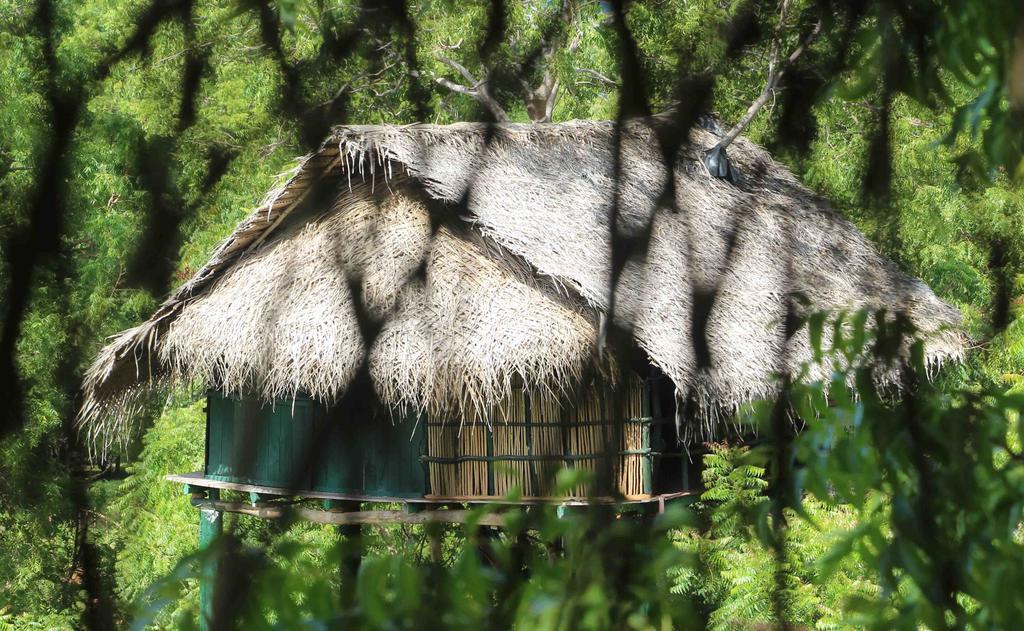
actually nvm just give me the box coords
[79,116,966,450]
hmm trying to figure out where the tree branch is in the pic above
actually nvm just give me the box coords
[433,76,476,96]
[431,1,581,123]
[544,78,560,121]
[575,67,618,87]
[434,53,511,122]
[711,4,823,159]
[520,0,582,122]
[436,52,479,86]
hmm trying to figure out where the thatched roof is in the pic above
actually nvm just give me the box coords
[80,116,965,448]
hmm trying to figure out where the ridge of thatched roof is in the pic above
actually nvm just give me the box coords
[79,117,966,450]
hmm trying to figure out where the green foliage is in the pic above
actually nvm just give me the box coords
[131,498,700,630]
[671,444,873,630]
[92,398,206,626]
[718,314,1024,628]
[3,0,1024,628]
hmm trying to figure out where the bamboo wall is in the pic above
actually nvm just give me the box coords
[424,378,652,499]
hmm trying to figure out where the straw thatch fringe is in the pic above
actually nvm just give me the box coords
[79,116,966,452]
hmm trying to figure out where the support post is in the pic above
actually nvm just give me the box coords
[325,499,362,605]
[198,488,221,631]
[429,526,443,564]
[407,503,443,563]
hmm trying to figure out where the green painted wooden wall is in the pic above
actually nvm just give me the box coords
[311,411,426,498]
[205,393,426,497]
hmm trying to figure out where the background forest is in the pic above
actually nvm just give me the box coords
[2,0,1024,629]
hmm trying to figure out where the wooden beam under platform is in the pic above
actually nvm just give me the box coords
[190,498,508,527]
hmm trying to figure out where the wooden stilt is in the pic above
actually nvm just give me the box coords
[325,499,362,605]
[429,528,443,563]
[198,489,221,631]
[406,503,444,564]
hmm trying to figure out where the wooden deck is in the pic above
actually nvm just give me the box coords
[167,471,697,522]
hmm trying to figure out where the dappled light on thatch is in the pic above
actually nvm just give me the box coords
[79,117,965,451]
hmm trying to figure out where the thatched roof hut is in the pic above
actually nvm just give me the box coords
[80,116,965,450]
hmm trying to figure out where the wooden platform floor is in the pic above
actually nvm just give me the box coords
[167,471,696,509]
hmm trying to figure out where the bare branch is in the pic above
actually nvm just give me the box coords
[433,53,511,122]
[432,0,582,123]
[318,61,398,110]
[575,67,618,87]
[709,3,824,171]
[433,76,477,96]
[437,38,464,51]
[784,18,821,66]
[436,52,480,86]
[544,78,560,121]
